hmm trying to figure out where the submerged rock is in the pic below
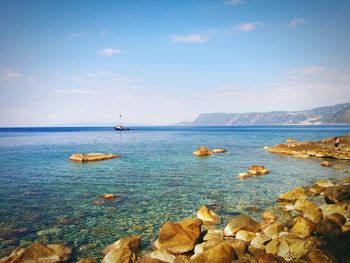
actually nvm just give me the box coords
[192,146,213,157]
[212,148,227,153]
[321,161,332,167]
[154,218,202,254]
[69,153,121,162]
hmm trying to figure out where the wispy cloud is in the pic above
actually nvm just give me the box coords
[225,0,245,5]
[289,18,306,27]
[0,67,21,80]
[97,48,125,56]
[100,30,108,36]
[169,34,208,43]
[237,22,259,32]
[56,89,98,95]
[287,66,325,75]
[69,32,89,37]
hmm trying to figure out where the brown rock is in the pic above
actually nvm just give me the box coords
[103,235,141,255]
[341,224,350,233]
[212,148,227,153]
[154,218,202,254]
[315,218,341,238]
[323,184,350,204]
[291,217,315,237]
[277,187,306,202]
[293,198,322,223]
[225,238,248,258]
[173,255,190,263]
[265,238,279,255]
[196,206,220,225]
[192,146,213,157]
[263,223,283,238]
[247,165,269,176]
[238,173,250,180]
[235,230,256,242]
[0,242,71,263]
[223,215,261,236]
[203,229,224,241]
[319,204,350,218]
[286,138,297,143]
[137,256,166,263]
[190,242,234,263]
[321,161,332,167]
[307,249,334,263]
[102,246,136,263]
[326,213,346,226]
[278,235,317,261]
[150,249,176,263]
[262,211,277,225]
[250,233,271,249]
[69,153,120,162]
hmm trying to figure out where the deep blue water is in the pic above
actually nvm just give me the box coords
[0,125,349,260]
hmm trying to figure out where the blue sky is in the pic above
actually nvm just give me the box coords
[1,0,350,126]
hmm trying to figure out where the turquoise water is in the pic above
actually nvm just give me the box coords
[0,125,350,260]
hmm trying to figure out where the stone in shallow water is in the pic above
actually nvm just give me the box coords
[154,218,202,254]
[102,246,136,263]
[212,148,227,153]
[277,187,306,202]
[196,205,220,225]
[0,241,71,263]
[69,153,121,162]
[102,235,141,255]
[192,146,213,157]
[247,165,269,176]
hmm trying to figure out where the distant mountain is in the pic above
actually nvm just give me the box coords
[177,103,350,126]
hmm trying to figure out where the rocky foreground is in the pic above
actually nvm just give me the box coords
[265,135,350,160]
[1,175,350,263]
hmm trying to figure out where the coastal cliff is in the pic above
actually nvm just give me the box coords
[178,103,350,126]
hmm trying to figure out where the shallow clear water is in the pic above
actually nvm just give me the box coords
[0,125,349,260]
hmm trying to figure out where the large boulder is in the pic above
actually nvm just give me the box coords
[262,223,283,238]
[0,242,71,263]
[293,198,322,223]
[190,242,234,263]
[102,246,136,263]
[291,217,315,237]
[277,187,306,202]
[224,215,261,236]
[150,249,176,263]
[203,229,224,241]
[196,206,220,225]
[69,153,120,162]
[277,235,317,261]
[234,230,256,242]
[247,165,269,176]
[192,146,213,157]
[225,238,248,258]
[154,218,202,254]
[307,249,335,263]
[103,235,141,255]
[323,184,350,204]
[319,204,350,218]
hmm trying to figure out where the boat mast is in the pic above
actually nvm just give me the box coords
[119,114,122,126]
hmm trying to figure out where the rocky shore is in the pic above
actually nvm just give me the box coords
[1,174,349,263]
[265,135,350,160]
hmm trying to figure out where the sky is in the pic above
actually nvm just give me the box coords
[1,0,350,126]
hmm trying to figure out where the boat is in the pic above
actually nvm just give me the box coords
[114,115,131,131]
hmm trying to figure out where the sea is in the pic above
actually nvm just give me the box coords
[0,125,349,260]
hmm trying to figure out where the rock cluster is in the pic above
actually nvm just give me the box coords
[265,135,350,159]
[2,178,350,263]
[69,153,121,162]
[239,165,270,179]
[192,146,227,156]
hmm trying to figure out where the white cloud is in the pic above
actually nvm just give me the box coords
[97,48,125,56]
[169,34,208,43]
[289,18,306,27]
[225,0,245,5]
[237,22,258,32]
[0,67,21,80]
[69,32,88,37]
[100,30,108,36]
[56,89,98,95]
[287,66,325,75]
